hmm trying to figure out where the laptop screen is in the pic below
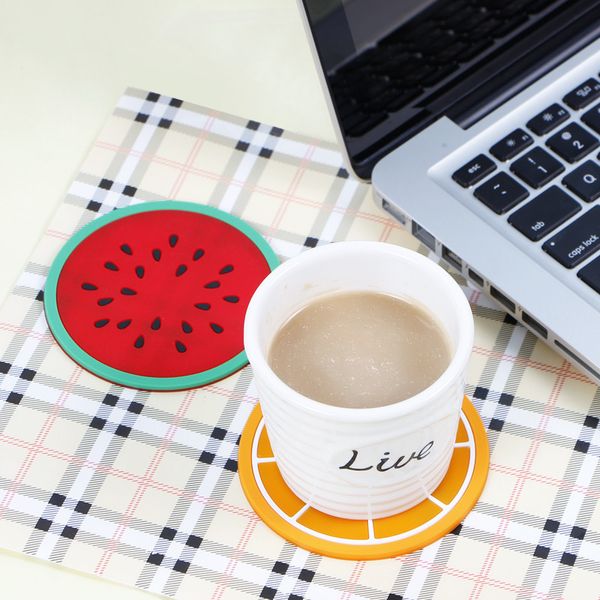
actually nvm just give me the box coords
[302,0,593,179]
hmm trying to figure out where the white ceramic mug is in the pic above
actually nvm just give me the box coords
[244,241,474,520]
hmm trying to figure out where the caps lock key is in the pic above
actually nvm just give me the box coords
[543,206,600,268]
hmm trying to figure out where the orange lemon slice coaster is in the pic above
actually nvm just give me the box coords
[239,396,489,560]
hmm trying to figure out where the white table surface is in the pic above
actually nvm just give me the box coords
[0,1,336,596]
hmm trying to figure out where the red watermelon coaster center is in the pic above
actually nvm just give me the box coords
[44,201,279,390]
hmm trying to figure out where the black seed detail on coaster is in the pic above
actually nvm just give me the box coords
[204,281,220,289]
[223,295,239,303]
[151,317,161,331]
[193,248,204,261]
[81,283,98,291]
[117,319,132,330]
[94,319,110,328]
[219,265,234,274]
[152,249,161,261]
[135,266,145,279]
[120,243,132,255]
[210,323,224,334]
[195,303,210,311]
[134,335,145,349]
[104,261,119,271]
[175,340,186,353]
[169,234,178,248]
[121,287,137,296]
[97,298,113,306]
[176,264,187,277]
[182,321,193,333]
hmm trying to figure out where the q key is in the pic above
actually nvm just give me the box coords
[563,160,600,202]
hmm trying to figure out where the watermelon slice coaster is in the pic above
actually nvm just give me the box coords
[44,201,279,391]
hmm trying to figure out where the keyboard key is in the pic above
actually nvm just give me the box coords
[543,206,600,268]
[452,154,496,187]
[563,78,600,110]
[526,103,569,135]
[563,161,600,202]
[510,147,564,188]
[508,186,580,241]
[582,102,600,133]
[490,128,533,161]
[474,172,529,214]
[578,255,600,294]
[546,123,599,163]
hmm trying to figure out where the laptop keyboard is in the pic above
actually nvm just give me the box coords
[330,0,559,138]
[452,76,600,294]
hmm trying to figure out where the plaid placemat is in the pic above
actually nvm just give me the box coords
[1,87,599,600]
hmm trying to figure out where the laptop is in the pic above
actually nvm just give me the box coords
[298,0,600,383]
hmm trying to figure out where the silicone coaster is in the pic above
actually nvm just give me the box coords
[44,201,279,391]
[239,397,489,560]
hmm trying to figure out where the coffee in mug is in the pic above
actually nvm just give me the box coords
[268,290,452,408]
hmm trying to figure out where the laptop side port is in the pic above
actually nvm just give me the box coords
[554,340,600,380]
[490,286,516,313]
[411,221,436,251]
[468,268,484,287]
[382,199,407,226]
[441,245,462,271]
[521,311,547,339]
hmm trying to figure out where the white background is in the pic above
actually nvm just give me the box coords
[0,0,336,597]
